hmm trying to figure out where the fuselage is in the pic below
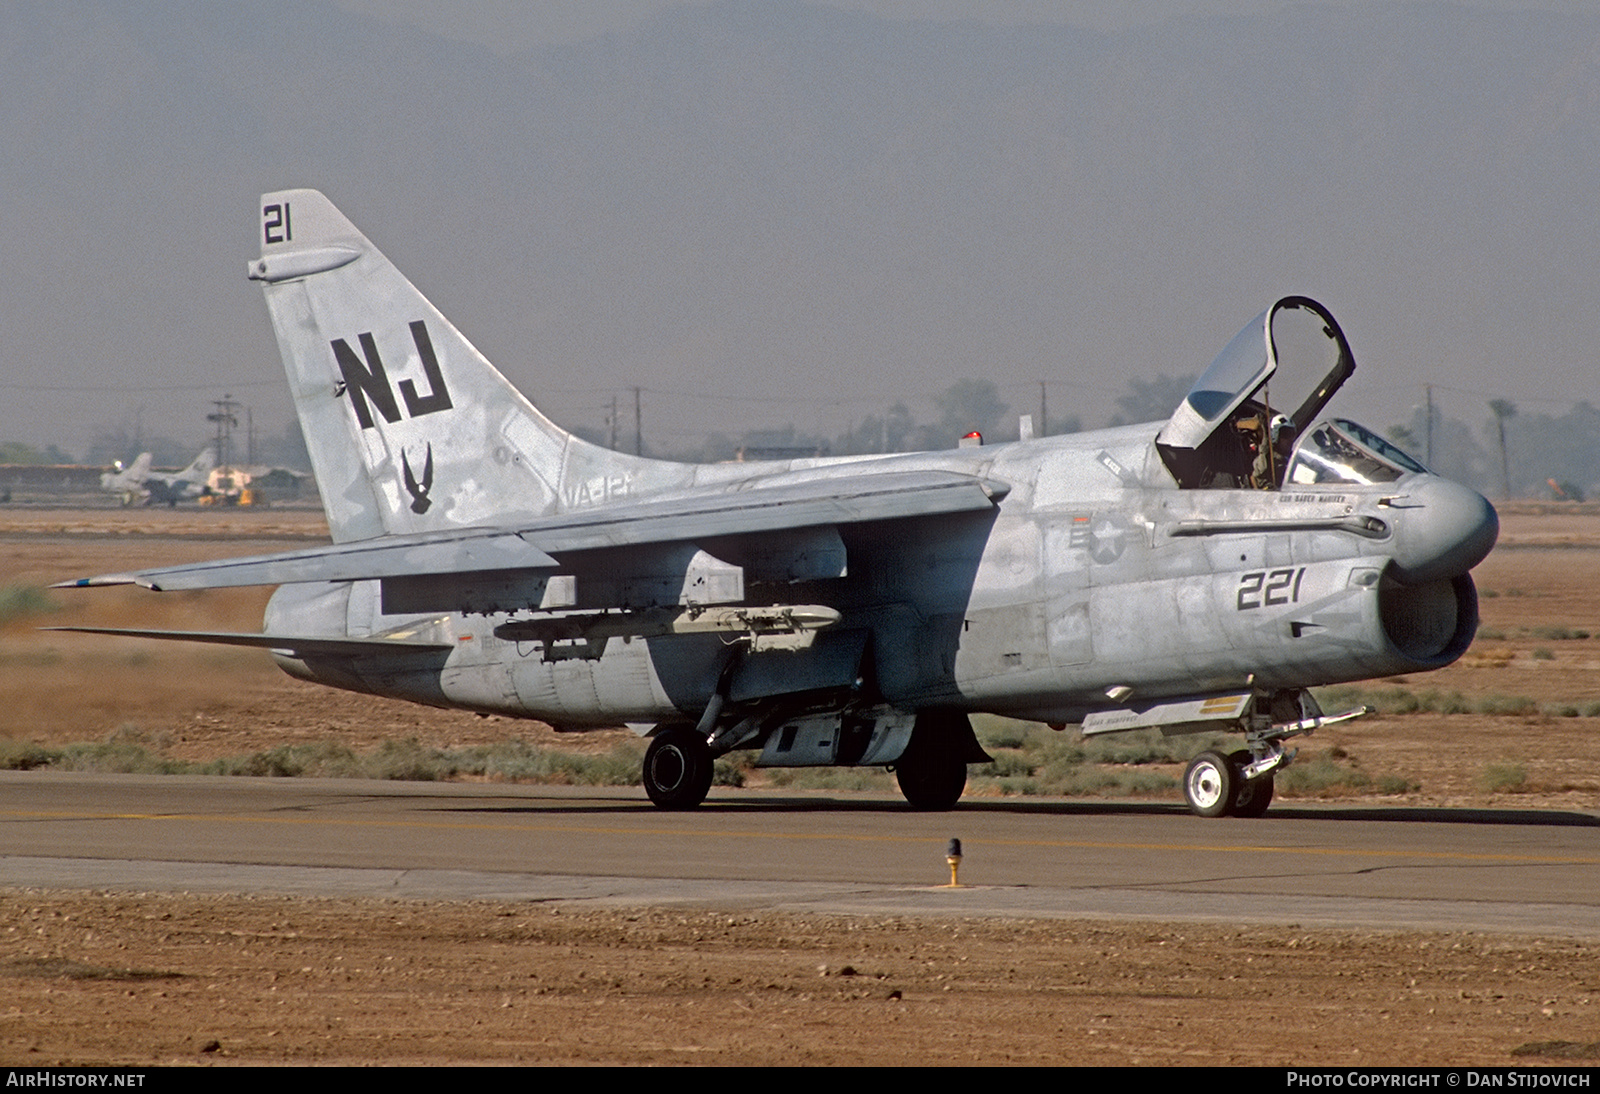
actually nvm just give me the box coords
[265,419,1496,731]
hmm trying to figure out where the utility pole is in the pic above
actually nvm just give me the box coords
[1425,384,1434,467]
[1038,381,1047,438]
[1489,398,1516,500]
[207,395,241,470]
[633,386,642,456]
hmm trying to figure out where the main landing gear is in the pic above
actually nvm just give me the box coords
[639,708,990,811]
[642,727,715,809]
[893,727,969,810]
[892,710,992,810]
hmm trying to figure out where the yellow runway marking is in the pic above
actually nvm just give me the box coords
[4,806,1597,867]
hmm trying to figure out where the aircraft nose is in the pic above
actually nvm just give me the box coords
[1385,475,1499,584]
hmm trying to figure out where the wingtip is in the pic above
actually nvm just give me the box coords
[50,575,138,589]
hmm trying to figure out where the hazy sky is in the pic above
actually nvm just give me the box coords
[6,0,1597,466]
[333,0,1597,49]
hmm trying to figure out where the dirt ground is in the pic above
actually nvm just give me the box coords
[3,893,1598,1067]
[2,503,1599,1066]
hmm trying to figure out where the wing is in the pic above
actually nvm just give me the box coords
[55,530,560,590]
[55,469,1009,591]
[42,626,452,657]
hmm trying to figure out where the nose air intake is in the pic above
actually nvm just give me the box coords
[1379,570,1478,667]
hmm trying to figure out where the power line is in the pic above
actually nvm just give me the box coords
[0,379,280,393]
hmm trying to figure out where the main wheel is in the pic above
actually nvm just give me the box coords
[1227,749,1275,818]
[1183,750,1236,818]
[642,727,714,809]
[894,720,969,811]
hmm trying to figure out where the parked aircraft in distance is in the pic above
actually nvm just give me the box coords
[55,190,1498,817]
[100,446,215,506]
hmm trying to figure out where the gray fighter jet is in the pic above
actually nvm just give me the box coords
[55,190,1498,817]
[99,446,215,507]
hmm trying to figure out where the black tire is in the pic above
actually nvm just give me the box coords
[1228,750,1274,818]
[1222,751,1273,818]
[1183,750,1236,818]
[894,717,969,810]
[1231,774,1274,818]
[642,727,714,810]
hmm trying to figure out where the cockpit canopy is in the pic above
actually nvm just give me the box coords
[1156,296,1367,490]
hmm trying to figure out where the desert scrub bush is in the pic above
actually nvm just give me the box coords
[1276,746,1414,797]
[1531,625,1588,641]
[972,715,1035,750]
[1476,695,1539,716]
[967,773,1044,796]
[1053,767,1177,797]
[0,738,59,770]
[760,767,894,792]
[362,738,455,780]
[0,584,56,625]
[54,728,188,775]
[975,749,1038,779]
[1276,751,1374,797]
[1315,684,1416,714]
[201,741,361,778]
[1083,730,1231,765]
[712,753,748,788]
[1479,762,1528,794]
[437,740,644,785]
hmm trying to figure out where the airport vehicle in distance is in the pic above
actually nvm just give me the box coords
[56,190,1498,817]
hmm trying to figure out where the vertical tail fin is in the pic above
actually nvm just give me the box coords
[101,452,153,493]
[177,445,215,483]
[250,189,664,543]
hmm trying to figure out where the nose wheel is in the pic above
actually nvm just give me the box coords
[1183,749,1275,818]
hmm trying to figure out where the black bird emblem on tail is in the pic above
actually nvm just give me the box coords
[401,442,434,514]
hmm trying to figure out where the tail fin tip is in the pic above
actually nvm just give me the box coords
[249,189,365,283]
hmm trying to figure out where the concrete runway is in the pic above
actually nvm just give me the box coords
[2,770,1598,936]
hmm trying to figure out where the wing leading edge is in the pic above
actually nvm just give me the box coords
[42,627,452,657]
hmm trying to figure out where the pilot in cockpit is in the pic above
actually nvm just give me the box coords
[1224,407,1297,491]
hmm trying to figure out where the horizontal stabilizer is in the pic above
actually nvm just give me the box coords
[43,626,452,657]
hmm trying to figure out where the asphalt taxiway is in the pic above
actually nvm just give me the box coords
[2,771,1597,936]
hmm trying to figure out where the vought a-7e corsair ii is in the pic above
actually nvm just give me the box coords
[56,190,1498,817]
